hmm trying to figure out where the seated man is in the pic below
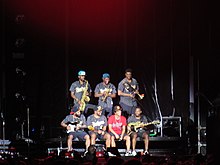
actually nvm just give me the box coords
[127,107,150,156]
[108,105,132,156]
[87,106,111,149]
[61,106,90,153]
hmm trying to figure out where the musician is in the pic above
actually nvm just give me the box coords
[108,105,132,156]
[69,70,95,113]
[127,107,149,156]
[94,73,117,117]
[86,105,111,149]
[118,68,140,117]
[61,106,90,153]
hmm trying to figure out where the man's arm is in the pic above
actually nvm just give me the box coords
[108,124,119,139]
[70,91,80,103]
[121,125,126,139]
[118,90,133,97]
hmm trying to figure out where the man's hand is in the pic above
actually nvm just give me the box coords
[119,135,123,141]
[76,125,81,130]
[97,130,102,134]
[140,123,145,128]
[115,134,120,140]
[66,125,71,130]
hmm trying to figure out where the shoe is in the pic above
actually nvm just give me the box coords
[125,151,132,156]
[83,150,88,156]
[132,150,137,156]
[108,152,116,157]
[143,150,149,155]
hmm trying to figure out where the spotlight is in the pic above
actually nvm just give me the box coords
[15,38,25,48]
[15,14,25,24]
[200,129,206,144]
[16,67,26,76]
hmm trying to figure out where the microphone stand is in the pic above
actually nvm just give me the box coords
[1,112,6,152]
[19,95,32,157]
[27,106,30,157]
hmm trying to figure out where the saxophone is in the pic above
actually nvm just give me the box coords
[79,80,90,111]
[101,87,111,102]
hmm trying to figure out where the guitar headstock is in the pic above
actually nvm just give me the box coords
[152,120,160,125]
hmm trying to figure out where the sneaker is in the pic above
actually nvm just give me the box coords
[83,150,88,156]
[132,150,137,156]
[143,150,149,155]
[125,151,132,156]
[108,152,116,157]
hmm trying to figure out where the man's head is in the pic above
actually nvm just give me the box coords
[114,105,122,116]
[71,106,81,117]
[102,73,110,85]
[125,68,132,80]
[134,107,142,117]
[78,70,86,81]
[94,106,103,116]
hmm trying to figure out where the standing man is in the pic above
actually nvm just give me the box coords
[118,68,141,117]
[61,106,90,153]
[69,70,95,113]
[127,107,150,156]
[108,105,132,156]
[87,105,111,149]
[94,73,117,117]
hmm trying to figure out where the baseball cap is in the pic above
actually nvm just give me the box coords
[70,106,79,114]
[94,105,103,111]
[78,70,86,76]
[102,73,110,79]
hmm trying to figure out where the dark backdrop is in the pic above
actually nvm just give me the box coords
[1,0,220,144]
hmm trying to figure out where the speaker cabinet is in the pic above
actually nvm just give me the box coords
[162,117,182,137]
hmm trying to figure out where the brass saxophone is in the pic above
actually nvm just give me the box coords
[79,80,90,111]
[101,88,111,102]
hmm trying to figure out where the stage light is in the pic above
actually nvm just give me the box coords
[15,14,25,24]
[15,67,26,76]
[15,38,25,48]
[200,129,206,144]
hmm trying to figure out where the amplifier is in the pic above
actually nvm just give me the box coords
[162,116,182,137]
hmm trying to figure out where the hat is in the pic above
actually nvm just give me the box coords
[94,105,103,111]
[78,70,86,76]
[70,106,79,114]
[102,73,110,79]
[114,105,122,112]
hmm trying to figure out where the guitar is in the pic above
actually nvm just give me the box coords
[127,120,160,135]
[66,123,94,133]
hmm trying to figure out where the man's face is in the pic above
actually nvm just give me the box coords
[125,72,132,80]
[95,110,102,116]
[115,110,122,116]
[75,110,81,117]
[103,77,110,85]
[78,75,85,81]
[135,108,142,117]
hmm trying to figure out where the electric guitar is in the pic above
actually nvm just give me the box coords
[66,122,94,133]
[127,120,160,135]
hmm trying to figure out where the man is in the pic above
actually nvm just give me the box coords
[108,105,132,156]
[61,106,90,153]
[118,68,141,117]
[69,70,95,113]
[127,107,149,156]
[87,105,111,149]
[94,73,117,117]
